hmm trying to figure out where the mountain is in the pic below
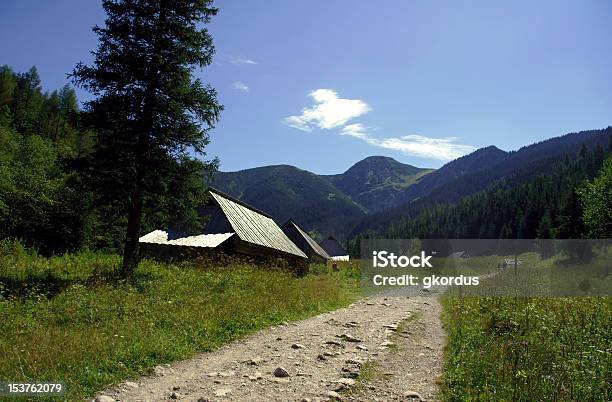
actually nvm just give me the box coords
[211,157,432,238]
[405,128,612,205]
[211,127,612,240]
[395,146,508,203]
[323,156,434,212]
[350,127,612,236]
[348,133,612,247]
[211,165,367,237]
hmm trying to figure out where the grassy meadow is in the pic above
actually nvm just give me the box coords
[0,240,359,400]
[441,296,611,401]
[1,239,611,401]
[440,251,612,401]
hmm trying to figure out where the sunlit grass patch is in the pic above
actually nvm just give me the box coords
[0,240,359,400]
[440,295,612,401]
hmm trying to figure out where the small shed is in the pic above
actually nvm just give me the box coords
[319,236,349,261]
[449,251,470,259]
[281,219,330,264]
[140,187,307,264]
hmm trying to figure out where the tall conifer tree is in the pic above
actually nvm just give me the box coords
[71,0,222,273]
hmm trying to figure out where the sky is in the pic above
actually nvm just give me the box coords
[1,0,611,174]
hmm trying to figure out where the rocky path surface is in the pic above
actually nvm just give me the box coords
[96,296,444,402]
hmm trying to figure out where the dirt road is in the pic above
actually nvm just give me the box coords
[95,296,444,401]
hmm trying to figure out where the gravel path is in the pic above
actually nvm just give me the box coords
[95,296,444,402]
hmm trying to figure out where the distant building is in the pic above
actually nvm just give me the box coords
[319,236,349,261]
[139,188,307,264]
[449,251,470,259]
[281,219,330,264]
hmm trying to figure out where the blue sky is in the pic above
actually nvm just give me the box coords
[1,0,611,174]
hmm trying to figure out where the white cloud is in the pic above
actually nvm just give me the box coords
[287,89,475,161]
[340,123,369,139]
[341,124,475,161]
[368,135,475,161]
[285,89,371,132]
[226,56,257,65]
[232,81,249,93]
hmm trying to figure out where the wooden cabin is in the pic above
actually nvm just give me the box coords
[139,188,307,266]
[319,236,349,261]
[281,219,330,264]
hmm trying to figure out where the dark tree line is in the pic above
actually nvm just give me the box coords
[1,1,222,271]
[0,66,96,253]
[349,142,612,255]
[349,128,612,237]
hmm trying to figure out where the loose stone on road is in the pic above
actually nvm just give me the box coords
[96,296,444,401]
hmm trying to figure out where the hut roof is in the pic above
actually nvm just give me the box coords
[319,236,348,257]
[139,230,235,248]
[281,219,330,260]
[208,188,307,258]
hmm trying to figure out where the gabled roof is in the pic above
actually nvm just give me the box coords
[319,236,348,257]
[139,230,235,248]
[281,219,331,260]
[208,188,307,258]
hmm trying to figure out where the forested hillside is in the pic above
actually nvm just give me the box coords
[214,128,611,240]
[211,164,366,237]
[350,128,612,237]
[0,65,211,254]
[0,66,96,253]
[393,145,509,203]
[349,140,612,254]
[212,156,432,237]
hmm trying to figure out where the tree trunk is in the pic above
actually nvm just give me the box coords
[121,4,166,275]
[122,196,143,275]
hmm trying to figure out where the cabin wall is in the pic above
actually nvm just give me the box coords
[224,237,308,273]
[140,237,307,275]
[139,242,215,261]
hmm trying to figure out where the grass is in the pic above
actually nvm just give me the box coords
[391,310,423,349]
[3,239,610,401]
[0,240,359,400]
[357,360,383,384]
[440,251,612,401]
[441,296,612,401]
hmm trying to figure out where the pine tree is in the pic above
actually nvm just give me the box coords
[13,67,43,134]
[71,0,223,274]
[0,66,17,108]
[579,155,612,238]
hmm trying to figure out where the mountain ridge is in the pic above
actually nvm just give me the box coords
[211,164,367,237]
[322,156,434,212]
[211,127,612,239]
[349,127,612,236]
[212,156,431,237]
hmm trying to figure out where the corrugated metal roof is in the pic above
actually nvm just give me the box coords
[283,219,330,260]
[139,230,235,248]
[209,189,307,258]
